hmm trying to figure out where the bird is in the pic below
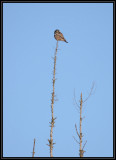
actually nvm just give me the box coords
[54,29,68,43]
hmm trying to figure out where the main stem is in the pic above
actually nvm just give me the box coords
[50,41,58,157]
[80,92,83,157]
[32,138,35,157]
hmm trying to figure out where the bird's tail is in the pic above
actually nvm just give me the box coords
[65,39,68,43]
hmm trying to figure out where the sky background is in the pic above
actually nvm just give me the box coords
[3,3,113,157]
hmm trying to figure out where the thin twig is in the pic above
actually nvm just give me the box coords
[75,124,80,139]
[73,136,80,144]
[83,82,95,103]
[82,140,87,150]
[74,89,80,113]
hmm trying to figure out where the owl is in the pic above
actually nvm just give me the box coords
[54,29,68,43]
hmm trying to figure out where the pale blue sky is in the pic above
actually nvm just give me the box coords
[3,3,113,157]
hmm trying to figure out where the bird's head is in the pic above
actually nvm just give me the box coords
[54,29,60,34]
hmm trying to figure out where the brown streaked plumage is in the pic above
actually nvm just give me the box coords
[54,29,68,43]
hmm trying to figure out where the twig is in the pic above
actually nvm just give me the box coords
[82,140,87,150]
[83,82,95,103]
[73,136,80,144]
[74,89,80,113]
[75,124,80,139]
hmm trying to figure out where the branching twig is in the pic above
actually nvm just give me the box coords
[48,41,58,157]
[74,93,87,157]
[73,83,95,157]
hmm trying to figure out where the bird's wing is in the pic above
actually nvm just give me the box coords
[55,32,65,39]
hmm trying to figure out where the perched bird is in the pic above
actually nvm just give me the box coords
[54,29,68,43]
